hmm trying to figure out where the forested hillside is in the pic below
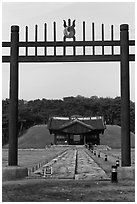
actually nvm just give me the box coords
[2,95,135,145]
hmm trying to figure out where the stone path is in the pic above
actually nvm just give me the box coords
[46,149,76,179]
[34,146,109,180]
[75,149,109,180]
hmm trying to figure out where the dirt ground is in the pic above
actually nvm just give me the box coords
[2,178,135,202]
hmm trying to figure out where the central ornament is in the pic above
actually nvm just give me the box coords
[63,19,76,39]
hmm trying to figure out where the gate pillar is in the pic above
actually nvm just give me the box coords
[8,25,19,166]
[120,24,131,166]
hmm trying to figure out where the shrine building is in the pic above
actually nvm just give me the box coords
[48,115,106,145]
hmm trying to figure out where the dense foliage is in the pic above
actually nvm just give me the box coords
[2,95,135,145]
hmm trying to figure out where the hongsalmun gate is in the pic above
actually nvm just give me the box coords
[2,19,135,178]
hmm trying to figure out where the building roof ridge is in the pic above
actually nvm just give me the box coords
[58,118,94,130]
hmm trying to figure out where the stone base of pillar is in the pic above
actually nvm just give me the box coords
[2,166,28,181]
[117,166,135,180]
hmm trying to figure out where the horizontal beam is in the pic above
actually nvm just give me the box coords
[2,54,135,63]
[2,40,135,47]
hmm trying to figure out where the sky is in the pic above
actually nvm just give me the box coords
[2,1,135,101]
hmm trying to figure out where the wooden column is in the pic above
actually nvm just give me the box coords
[120,24,131,166]
[8,25,19,166]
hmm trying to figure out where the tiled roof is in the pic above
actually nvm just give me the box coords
[58,119,95,131]
[48,116,105,134]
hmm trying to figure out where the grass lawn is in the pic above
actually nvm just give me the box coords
[101,148,135,166]
[2,147,68,169]
[2,179,135,202]
[4,125,54,149]
[100,125,135,148]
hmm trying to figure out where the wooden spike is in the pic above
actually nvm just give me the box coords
[35,25,38,56]
[83,21,85,55]
[25,26,28,56]
[102,24,104,55]
[83,21,85,41]
[73,36,76,56]
[53,22,56,56]
[44,23,47,56]
[92,23,94,41]
[111,25,114,55]
[111,25,114,40]
[63,36,66,56]
[102,24,104,41]
[92,22,95,55]
[53,22,56,42]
